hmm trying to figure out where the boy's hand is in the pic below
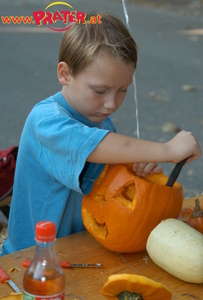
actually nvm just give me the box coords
[132,162,163,177]
[166,130,201,164]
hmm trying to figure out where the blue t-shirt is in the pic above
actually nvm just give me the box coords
[1,92,116,255]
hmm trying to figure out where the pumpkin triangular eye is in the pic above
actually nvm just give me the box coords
[114,183,137,210]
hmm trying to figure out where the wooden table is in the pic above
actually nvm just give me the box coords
[0,195,203,299]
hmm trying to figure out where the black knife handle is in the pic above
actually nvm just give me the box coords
[166,158,188,187]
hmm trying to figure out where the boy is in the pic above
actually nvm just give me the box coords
[1,12,201,255]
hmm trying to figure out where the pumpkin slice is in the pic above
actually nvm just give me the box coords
[178,198,203,233]
[0,293,22,300]
[100,273,172,300]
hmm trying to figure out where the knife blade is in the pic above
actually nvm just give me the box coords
[22,260,103,268]
[68,263,103,268]
[0,266,21,293]
[166,157,188,187]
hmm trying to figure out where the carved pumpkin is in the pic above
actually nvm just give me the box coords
[100,273,172,300]
[178,198,203,233]
[81,164,183,253]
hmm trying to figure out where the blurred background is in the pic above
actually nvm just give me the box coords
[0,0,203,206]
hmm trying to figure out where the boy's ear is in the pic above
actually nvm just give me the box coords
[57,62,71,85]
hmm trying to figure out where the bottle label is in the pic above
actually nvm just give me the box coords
[23,290,65,300]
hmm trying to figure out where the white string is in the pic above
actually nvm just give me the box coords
[122,0,130,31]
[121,0,140,139]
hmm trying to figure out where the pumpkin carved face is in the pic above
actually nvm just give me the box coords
[82,164,183,253]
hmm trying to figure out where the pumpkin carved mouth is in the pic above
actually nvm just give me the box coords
[83,176,137,240]
[82,208,108,240]
[82,164,183,253]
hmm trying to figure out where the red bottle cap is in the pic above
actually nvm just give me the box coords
[35,221,56,242]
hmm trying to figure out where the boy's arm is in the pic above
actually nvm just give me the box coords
[87,130,201,165]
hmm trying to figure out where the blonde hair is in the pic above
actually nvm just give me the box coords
[58,11,138,76]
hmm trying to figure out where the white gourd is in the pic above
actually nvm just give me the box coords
[146,218,203,283]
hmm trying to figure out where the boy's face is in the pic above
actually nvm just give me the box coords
[61,54,135,123]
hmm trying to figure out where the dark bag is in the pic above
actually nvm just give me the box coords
[0,146,18,202]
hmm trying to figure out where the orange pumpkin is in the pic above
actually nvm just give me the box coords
[178,198,203,233]
[100,273,172,300]
[82,164,183,253]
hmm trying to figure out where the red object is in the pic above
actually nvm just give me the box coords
[0,266,21,293]
[23,221,65,298]
[0,266,10,282]
[22,260,102,268]
[0,146,18,200]
[35,220,56,242]
[22,260,71,268]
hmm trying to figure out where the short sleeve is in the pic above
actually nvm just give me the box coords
[35,114,111,192]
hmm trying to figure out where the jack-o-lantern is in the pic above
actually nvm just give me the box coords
[81,164,183,253]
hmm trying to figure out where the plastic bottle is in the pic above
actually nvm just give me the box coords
[23,221,66,300]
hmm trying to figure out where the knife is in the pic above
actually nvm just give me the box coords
[22,260,103,268]
[166,158,188,187]
[0,266,21,293]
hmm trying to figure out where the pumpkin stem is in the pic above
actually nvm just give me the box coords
[192,199,203,218]
[183,212,193,222]
[117,291,143,300]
